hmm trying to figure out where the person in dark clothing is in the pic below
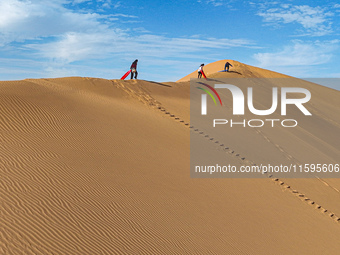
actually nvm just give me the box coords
[198,64,204,78]
[130,59,138,79]
[224,61,233,72]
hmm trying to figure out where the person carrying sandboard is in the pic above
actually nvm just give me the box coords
[198,64,206,79]
[130,59,138,79]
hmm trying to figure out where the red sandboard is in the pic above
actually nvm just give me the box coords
[201,70,207,79]
[120,70,131,80]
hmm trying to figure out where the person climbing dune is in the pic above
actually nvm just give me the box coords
[224,61,233,72]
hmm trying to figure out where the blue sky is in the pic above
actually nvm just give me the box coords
[0,0,339,82]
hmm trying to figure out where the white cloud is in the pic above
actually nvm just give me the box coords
[198,0,233,7]
[257,4,334,36]
[25,30,255,64]
[0,0,252,57]
[19,26,255,81]
[0,0,135,45]
[72,0,90,3]
[0,58,51,80]
[0,0,259,81]
[207,0,223,7]
[253,40,339,68]
[0,0,108,44]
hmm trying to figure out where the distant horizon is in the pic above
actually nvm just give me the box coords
[0,0,339,83]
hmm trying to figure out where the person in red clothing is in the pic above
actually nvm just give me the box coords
[130,59,138,79]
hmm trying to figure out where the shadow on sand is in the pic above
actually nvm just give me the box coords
[147,81,172,88]
[226,70,242,75]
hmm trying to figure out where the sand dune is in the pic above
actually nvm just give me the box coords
[1,61,340,254]
[177,59,291,82]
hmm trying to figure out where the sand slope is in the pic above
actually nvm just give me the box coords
[1,62,340,254]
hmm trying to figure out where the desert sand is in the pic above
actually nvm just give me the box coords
[1,60,340,254]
